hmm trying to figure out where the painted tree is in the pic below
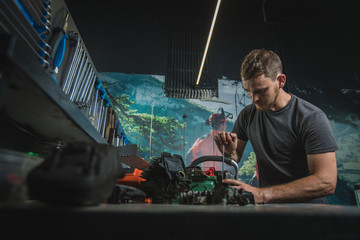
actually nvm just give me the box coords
[110,94,186,160]
[238,152,256,182]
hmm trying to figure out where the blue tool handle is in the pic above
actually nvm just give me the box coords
[123,137,129,145]
[95,78,103,90]
[15,0,48,37]
[99,87,107,99]
[104,96,111,107]
[14,0,34,26]
[53,34,67,68]
[51,75,57,83]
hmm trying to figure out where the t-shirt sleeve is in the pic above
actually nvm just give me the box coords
[232,108,249,142]
[301,112,338,155]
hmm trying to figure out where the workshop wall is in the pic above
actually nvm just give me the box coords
[101,72,359,206]
[100,72,248,160]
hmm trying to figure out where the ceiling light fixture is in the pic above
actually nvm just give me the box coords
[195,0,222,86]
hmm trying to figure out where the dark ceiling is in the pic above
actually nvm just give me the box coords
[64,0,360,89]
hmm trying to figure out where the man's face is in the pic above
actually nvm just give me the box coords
[242,74,280,111]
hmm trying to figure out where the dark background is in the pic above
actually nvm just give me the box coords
[64,0,359,82]
[64,0,360,122]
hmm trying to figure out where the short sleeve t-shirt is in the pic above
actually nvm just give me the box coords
[232,94,338,188]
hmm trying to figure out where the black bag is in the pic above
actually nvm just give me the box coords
[28,142,124,206]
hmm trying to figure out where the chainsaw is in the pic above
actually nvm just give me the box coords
[140,153,254,205]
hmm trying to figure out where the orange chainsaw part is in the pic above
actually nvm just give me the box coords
[116,168,151,203]
[117,168,146,188]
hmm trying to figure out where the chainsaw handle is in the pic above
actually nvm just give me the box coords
[188,156,238,179]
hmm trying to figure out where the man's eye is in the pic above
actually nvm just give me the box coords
[255,89,267,94]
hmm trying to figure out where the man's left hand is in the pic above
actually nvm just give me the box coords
[223,178,265,204]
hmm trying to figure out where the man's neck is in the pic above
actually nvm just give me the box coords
[271,90,292,111]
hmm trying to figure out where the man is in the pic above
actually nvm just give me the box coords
[186,113,227,170]
[214,49,338,204]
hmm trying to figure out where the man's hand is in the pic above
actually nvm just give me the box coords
[223,152,337,204]
[223,179,265,204]
[214,132,238,160]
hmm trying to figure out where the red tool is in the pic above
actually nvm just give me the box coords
[117,168,150,203]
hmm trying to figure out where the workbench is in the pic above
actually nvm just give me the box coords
[1,202,359,239]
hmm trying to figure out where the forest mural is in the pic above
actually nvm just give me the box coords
[100,72,359,206]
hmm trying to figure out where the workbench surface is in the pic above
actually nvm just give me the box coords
[1,203,359,239]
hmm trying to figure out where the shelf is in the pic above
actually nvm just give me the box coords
[0,34,107,148]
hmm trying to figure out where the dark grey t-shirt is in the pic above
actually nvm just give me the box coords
[232,94,338,188]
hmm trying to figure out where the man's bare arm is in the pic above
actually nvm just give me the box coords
[224,152,337,203]
[228,138,247,163]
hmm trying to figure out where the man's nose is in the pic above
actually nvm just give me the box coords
[251,93,260,103]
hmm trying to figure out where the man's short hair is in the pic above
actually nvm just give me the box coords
[240,49,282,81]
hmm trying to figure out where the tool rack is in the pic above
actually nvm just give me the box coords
[0,0,127,155]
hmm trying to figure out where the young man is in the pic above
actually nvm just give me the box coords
[214,49,338,204]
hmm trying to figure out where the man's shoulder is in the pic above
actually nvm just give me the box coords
[292,95,324,116]
[240,103,256,116]
[236,104,258,126]
[291,95,327,126]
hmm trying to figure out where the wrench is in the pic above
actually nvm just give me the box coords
[96,98,104,131]
[1,1,50,52]
[76,68,94,103]
[63,46,83,94]
[32,0,52,20]
[9,0,50,38]
[66,50,85,95]
[101,106,108,137]
[60,32,80,90]
[74,65,92,102]
[20,0,51,31]
[0,6,49,67]
[85,74,97,104]
[69,57,89,101]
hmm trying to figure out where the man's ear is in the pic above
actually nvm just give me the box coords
[277,74,286,88]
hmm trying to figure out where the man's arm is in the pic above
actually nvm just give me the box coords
[230,138,247,163]
[224,151,337,203]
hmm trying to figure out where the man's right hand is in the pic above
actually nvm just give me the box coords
[214,131,238,160]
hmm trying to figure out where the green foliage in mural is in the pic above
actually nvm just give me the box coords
[331,121,360,191]
[110,94,186,160]
[238,152,256,182]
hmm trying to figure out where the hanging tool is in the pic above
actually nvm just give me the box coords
[74,67,92,102]
[69,57,89,101]
[0,0,51,67]
[222,144,225,178]
[66,50,86,95]
[32,0,52,22]
[64,47,84,94]
[85,75,97,104]
[48,8,69,78]
[101,96,111,137]
[18,0,51,37]
[78,70,94,103]
[60,31,80,90]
